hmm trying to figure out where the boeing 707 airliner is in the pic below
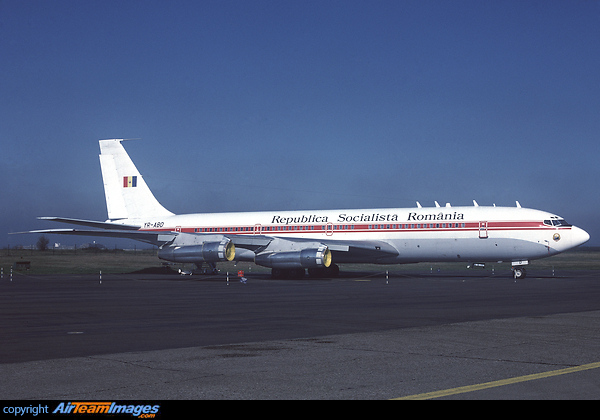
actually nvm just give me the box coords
[22,139,590,279]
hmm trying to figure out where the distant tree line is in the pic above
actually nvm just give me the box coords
[36,235,50,251]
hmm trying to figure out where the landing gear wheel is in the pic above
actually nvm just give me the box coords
[512,267,526,279]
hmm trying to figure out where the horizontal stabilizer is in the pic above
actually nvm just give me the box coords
[38,217,141,230]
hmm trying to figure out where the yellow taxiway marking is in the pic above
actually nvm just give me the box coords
[394,361,600,400]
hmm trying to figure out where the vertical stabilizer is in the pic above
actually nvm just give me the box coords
[99,139,174,221]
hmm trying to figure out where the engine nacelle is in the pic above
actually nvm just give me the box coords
[158,239,235,263]
[254,245,331,269]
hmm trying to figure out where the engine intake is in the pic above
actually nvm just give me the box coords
[255,245,331,269]
[158,239,235,263]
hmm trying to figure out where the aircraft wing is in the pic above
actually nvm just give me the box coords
[303,237,399,263]
[226,234,273,251]
[19,217,400,264]
[228,234,399,264]
[163,232,399,265]
[16,218,272,249]
[12,216,172,246]
[14,228,176,246]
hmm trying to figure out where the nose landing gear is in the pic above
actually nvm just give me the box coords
[512,266,527,279]
[511,260,529,280]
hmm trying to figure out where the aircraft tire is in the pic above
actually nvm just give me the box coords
[513,267,527,280]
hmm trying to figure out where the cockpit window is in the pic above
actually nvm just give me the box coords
[544,219,572,227]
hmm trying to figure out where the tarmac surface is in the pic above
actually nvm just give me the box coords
[2,268,600,399]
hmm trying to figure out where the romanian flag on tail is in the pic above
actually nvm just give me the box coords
[123,176,137,188]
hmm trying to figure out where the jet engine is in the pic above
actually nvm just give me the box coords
[158,239,235,263]
[254,245,331,269]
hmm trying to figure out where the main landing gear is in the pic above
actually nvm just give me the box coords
[193,262,219,275]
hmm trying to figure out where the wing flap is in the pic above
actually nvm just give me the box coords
[240,235,398,264]
[324,239,399,263]
[227,235,272,251]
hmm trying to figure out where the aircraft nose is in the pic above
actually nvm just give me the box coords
[572,226,590,247]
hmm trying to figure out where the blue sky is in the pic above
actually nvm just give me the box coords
[2,0,599,248]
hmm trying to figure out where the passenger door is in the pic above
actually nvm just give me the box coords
[479,221,488,239]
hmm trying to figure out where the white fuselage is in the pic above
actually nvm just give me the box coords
[132,205,589,265]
